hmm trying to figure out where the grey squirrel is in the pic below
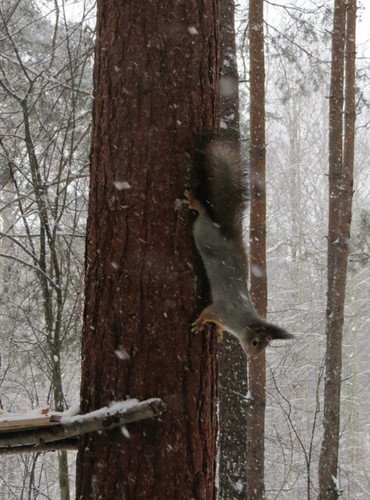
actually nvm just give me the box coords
[184,136,293,356]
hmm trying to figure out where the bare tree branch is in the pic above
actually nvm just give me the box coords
[0,253,59,290]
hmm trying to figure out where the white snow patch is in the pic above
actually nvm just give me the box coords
[243,390,253,402]
[220,120,228,129]
[233,480,244,493]
[63,405,80,417]
[188,26,198,35]
[174,198,183,211]
[121,425,130,438]
[114,181,131,191]
[0,404,81,422]
[0,407,51,421]
[331,475,342,494]
[251,264,264,278]
[220,76,234,97]
[60,399,140,425]
[115,349,130,361]
[251,23,262,31]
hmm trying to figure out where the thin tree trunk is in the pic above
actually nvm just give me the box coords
[247,0,267,498]
[76,1,220,498]
[218,1,248,498]
[343,0,356,215]
[318,1,356,498]
[53,349,70,500]
[23,97,71,500]
[58,452,70,500]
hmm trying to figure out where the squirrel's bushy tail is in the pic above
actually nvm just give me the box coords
[194,135,247,239]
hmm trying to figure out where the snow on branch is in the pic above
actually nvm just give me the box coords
[0,398,165,454]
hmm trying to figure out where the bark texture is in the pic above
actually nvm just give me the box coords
[247,0,267,498]
[319,1,356,498]
[76,1,220,499]
[218,1,248,498]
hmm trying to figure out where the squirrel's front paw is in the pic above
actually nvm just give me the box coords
[191,305,224,337]
[191,317,224,341]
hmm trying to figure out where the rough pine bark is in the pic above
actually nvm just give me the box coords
[76,1,220,499]
[218,2,248,497]
[247,0,267,499]
[318,1,356,498]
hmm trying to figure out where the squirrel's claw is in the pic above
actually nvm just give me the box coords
[216,328,224,342]
[191,318,204,334]
[183,190,191,204]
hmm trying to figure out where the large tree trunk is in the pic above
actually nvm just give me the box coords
[76,1,220,498]
[247,0,267,498]
[217,1,248,498]
[318,1,356,498]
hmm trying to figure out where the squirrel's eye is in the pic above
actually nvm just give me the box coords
[251,338,259,348]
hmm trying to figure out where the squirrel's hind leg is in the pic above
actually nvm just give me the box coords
[183,190,204,214]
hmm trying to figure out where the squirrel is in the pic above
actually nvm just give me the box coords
[184,135,293,356]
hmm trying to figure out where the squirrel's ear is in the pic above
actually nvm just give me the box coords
[264,322,294,341]
[249,321,294,341]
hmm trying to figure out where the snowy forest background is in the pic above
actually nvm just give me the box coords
[0,0,369,498]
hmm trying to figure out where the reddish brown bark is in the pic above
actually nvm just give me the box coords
[217,1,248,498]
[247,0,267,498]
[318,1,356,498]
[76,1,220,498]
[343,0,356,214]
[219,0,242,141]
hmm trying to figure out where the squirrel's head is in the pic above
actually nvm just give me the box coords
[240,321,294,357]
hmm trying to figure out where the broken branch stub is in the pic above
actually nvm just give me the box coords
[0,398,165,452]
